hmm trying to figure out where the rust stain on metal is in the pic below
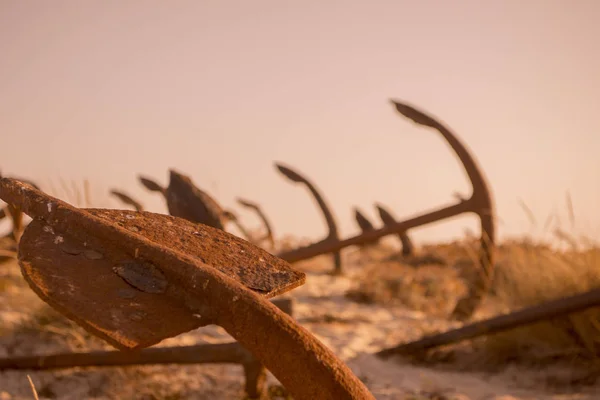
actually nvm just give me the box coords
[113,260,168,294]
[60,242,84,255]
[83,249,104,260]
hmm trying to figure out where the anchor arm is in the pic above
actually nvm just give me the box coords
[110,189,144,212]
[375,203,414,257]
[353,207,379,247]
[391,100,496,319]
[354,208,376,232]
[275,163,343,274]
[222,209,254,242]
[138,176,166,195]
[236,197,275,249]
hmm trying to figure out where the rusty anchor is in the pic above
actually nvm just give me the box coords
[0,177,374,400]
[236,197,276,250]
[275,163,343,275]
[138,169,254,242]
[276,100,496,320]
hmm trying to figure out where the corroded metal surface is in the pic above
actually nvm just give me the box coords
[275,163,342,275]
[18,209,303,349]
[19,220,204,349]
[0,178,372,400]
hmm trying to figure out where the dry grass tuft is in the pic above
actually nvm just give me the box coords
[479,197,600,373]
[345,254,467,317]
[482,235,600,367]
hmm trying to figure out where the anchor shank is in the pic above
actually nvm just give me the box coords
[278,200,472,263]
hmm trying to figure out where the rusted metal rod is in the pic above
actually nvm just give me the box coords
[378,287,600,358]
[278,200,471,262]
[221,209,255,243]
[0,249,16,258]
[275,163,343,275]
[0,298,293,398]
[0,344,265,398]
[0,343,253,370]
[237,197,275,249]
[0,178,373,400]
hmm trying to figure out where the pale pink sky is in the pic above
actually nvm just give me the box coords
[1,0,599,245]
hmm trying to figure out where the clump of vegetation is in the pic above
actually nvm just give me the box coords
[345,255,468,317]
[483,235,600,366]
[476,197,600,377]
